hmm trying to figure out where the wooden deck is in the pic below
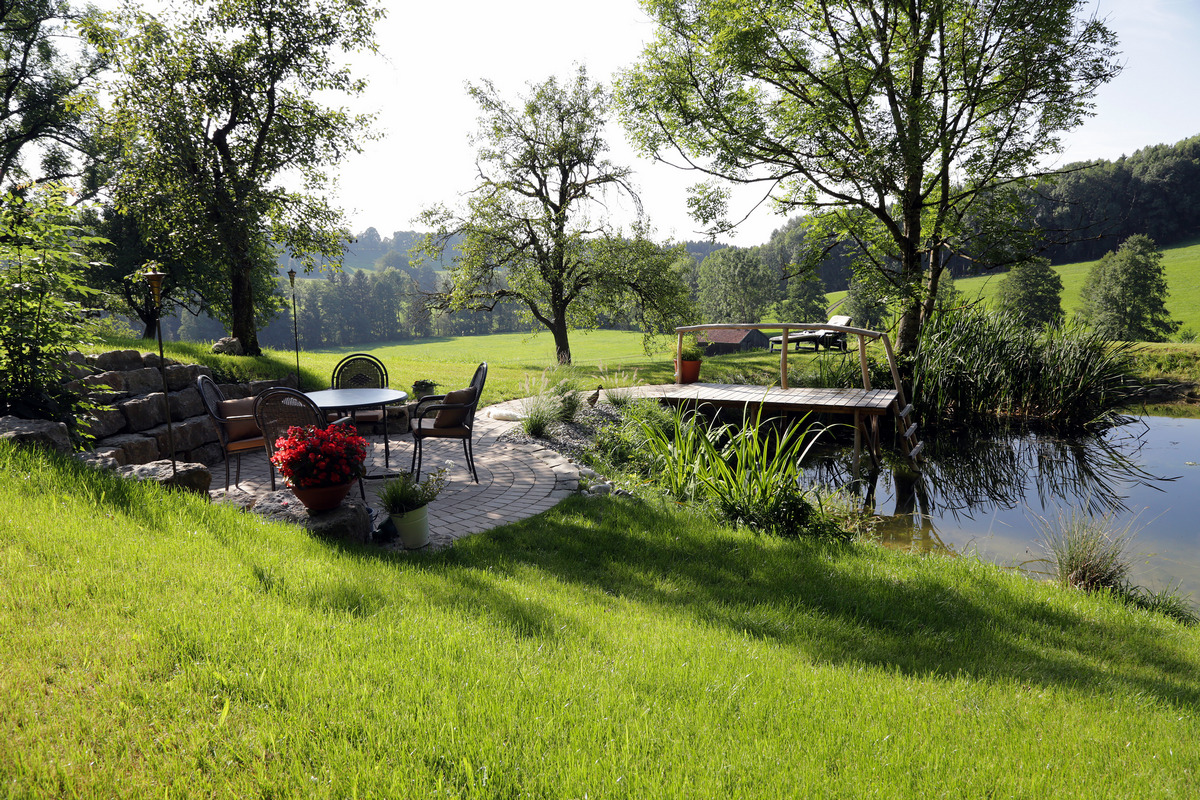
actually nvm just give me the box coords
[656,383,898,416]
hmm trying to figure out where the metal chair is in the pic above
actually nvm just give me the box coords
[254,386,365,499]
[196,374,265,492]
[330,353,399,468]
[410,363,487,483]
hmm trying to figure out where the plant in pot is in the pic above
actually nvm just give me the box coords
[270,424,367,512]
[378,467,448,548]
[675,338,705,384]
[411,378,440,400]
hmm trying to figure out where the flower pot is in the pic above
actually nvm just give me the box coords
[291,482,353,512]
[390,505,430,549]
[675,358,702,384]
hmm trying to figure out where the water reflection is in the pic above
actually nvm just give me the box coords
[800,417,1198,595]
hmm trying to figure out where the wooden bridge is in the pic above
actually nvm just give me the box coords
[668,323,924,474]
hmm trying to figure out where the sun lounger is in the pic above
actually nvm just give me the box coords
[769,316,852,352]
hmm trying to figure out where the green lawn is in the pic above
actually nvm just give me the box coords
[2,443,1199,797]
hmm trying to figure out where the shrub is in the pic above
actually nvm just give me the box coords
[549,377,582,422]
[378,468,447,513]
[1035,508,1133,592]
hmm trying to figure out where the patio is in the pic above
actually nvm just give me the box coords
[208,404,582,550]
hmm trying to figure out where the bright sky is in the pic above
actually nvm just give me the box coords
[100,0,1200,248]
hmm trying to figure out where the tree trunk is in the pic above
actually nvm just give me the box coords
[550,319,572,365]
[229,260,261,356]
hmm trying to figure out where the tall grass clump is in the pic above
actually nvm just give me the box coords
[588,397,673,474]
[519,372,558,437]
[912,304,1141,429]
[1035,508,1197,625]
[637,403,840,538]
[596,362,642,408]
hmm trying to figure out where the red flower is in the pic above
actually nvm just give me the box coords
[270,424,367,489]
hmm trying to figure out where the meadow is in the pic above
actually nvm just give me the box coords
[2,443,1199,797]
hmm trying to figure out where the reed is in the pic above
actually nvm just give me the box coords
[912,305,1141,429]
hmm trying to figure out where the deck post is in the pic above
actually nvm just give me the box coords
[853,410,862,476]
[675,330,683,384]
[857,334,871,391]
[780,326,789,390]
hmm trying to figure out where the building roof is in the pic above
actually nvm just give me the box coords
[697,328,763,344]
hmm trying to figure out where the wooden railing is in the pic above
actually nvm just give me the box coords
[673,322,908,410]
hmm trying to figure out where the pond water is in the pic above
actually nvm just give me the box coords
[803,416,1200,600]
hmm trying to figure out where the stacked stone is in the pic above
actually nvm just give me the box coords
[63,349,288,468]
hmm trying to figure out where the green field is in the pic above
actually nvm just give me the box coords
[3,443,1199,797]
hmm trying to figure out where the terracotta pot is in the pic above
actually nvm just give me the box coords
[674,358,702,384]
[291,482,353,512]
[390,505,430,549]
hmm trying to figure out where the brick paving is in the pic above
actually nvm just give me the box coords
[208,403,581,549]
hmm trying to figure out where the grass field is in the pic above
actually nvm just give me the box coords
[3,443,1199,797]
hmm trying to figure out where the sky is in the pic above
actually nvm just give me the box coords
[102,0,1200,248]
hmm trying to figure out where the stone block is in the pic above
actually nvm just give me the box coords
[165,363,198,391]
[248,379,284,396]
[124,367,164,396]
[0,416,72,454]
[118,460,212,495]
[77,451,119,472]
[146,417,214,455]
[121,393,169,432]
[83,371,126,392]
[90,446,126,466]
[95,350,144,371]
[98,433,158,465]
[212,337,243,355]
[168,388,203,421]
[188,442,225,467]
[78,407,126,439]
[252,490,371,544]
[218,383,250,399]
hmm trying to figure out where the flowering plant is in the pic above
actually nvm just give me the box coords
[270,424,367,489]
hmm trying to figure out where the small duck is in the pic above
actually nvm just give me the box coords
[587,385,602,406]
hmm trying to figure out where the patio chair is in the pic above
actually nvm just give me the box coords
[197,374,266,492]
[254,386,365,499]
[410,362,487,483]
[329,352,401,463]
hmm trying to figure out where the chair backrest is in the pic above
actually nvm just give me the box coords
[197,374,262,446]
[331,353,387,390]
[465,362,487,428]
[828,315,852,328]
[254,387,325,462]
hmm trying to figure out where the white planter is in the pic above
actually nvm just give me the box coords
[390,505,430,549]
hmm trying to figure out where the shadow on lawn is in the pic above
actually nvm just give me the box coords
[420,495,1200,708]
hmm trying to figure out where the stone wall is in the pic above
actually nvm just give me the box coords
[64,349,294,467]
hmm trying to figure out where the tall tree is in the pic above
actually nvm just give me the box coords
[96,0,381,355]
[995,256,1064,327]
[779,268,827,324]
[1079,235,1177,342]
[697,246,776,324]
[419,67,691,364]
[0,0,106,190]
[619,0,1119,363]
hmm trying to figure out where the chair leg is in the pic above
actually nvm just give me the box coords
[270,462,276,491]
[463,437,478,483]
[224,454,231,492]
[411,437,421,479]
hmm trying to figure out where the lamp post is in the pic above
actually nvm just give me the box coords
[143,269,176,477]
[288,266,300,389]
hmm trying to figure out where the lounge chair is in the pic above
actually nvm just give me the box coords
[769,315,852,352]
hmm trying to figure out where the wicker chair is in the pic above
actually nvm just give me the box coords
[254,387,365,499]
[410,363,487,483]
[330,353,402,468]
[196,374,266,492]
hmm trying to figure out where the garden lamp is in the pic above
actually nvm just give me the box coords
[288,266,300,388]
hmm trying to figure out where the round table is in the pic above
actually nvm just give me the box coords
[306,388,409,476]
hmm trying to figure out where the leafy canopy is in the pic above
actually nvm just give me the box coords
[996,257,1065,328]
[419,67,691,364]
[1079,235,1178,342]
[618,0,1120,357]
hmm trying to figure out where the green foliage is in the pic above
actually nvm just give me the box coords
[95,0,383,355]
[697,246,776,323]
[636,402,836,538]
[0,187,101,435]
[377,468,447,513]
[548,376,582,423]
[588,397,673,474]
[418,67,692,365]
[842,275,889,331]
[779,268,827,323]
[913,304,1141,429]
[678,337,705,361]
[619,0,1119,357]
[1079,235,1179,342]
[995,256,1065,327]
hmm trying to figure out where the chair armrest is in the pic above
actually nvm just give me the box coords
[412,394,448,417]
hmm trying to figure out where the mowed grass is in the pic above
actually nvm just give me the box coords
[2,442,1199,797]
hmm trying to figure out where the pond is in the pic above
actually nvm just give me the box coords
[803,415,1200,600]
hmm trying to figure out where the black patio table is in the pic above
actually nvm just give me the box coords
[305,387,409,477]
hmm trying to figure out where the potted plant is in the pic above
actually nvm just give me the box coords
[269,424,367,512]
[411,378,440,400]
[377,468,448,548]
[675,338,705,384]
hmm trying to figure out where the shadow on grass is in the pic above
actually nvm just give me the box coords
[415,495,1200,708]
